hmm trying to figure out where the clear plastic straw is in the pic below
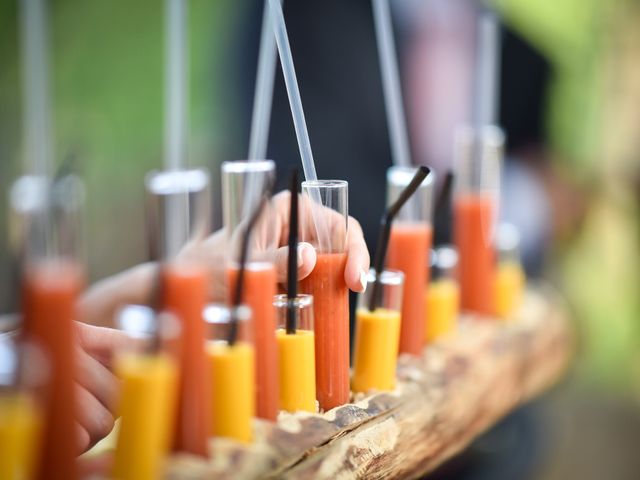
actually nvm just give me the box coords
[162,0,190,259]
[248,0,280,161]
[473,8,500,127]
[267,0,328,250]
[18,0,54,259]
[371,0,411,168]
[20,0,52,178]
[243,0,281,223]
[164,0,188,171]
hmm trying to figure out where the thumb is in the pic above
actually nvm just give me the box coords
[274,242,317,284]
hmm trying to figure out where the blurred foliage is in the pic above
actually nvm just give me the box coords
[0,0,247,282]
[496,0,605,180]
[498,0,640,393]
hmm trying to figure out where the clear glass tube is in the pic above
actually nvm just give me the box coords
[273,294,314,332]
[115,305,179,355]
[494,223,525,319]
[144,168,211,261]
[203,304,255,442]
[221,160,277,265]
[0,314,20,338]
[425,247,460,343]
[453,125,504,315]
[9,173,85,265]
[430,245,459,282]
[352,269,404,393]
[301,180,348,254]
[0,334,47,394]
[386,166,435,224]
[203,304,253,345]
[273,294,316,413]
[112,305,179,479]
[357,269,404,313]
[0,335,44,480]
[221,160,278,420]
[299,180,349,411]
[454,124,503,196]
[496,222,521,263]
[386,167,434,356]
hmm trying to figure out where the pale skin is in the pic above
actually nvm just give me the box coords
[74,191,370,451]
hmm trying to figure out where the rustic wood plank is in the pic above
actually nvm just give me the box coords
[166,286,572,479]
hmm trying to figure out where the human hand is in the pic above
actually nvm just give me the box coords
[78,188,370,327]
[74,322,126,452]
[270,190,370,292]
[180,190,370,294]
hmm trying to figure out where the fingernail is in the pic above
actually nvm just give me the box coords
[359,269,368,292]
[297,243,307,267]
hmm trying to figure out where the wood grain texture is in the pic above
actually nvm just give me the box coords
[166,286,572,479]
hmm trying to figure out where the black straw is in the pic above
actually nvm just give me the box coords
[435,171,454,216]
[433,170,454,246]
[228,180,274,345]
[286,168,299,334]
[368,166,431,311]
[149,264,164,354]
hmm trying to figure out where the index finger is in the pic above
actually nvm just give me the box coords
[344,217,370,292]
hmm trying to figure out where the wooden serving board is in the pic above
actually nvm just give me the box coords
[164,285,572,479]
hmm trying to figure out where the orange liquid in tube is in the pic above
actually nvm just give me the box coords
[386,224,432,356]
[227,264,279,420]
[22,260,82,480]
[454,194,496,315]
[300,252,349,411]
[162,263,210,457]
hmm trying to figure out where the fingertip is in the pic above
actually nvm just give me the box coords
[345,248,370,293]
[76,423,91,454]
[297,242,316,280]
[274,246,290,283]
[357,269,369,293]
[346,266,368,293]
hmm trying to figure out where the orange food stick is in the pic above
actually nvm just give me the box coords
[300,252,349,411]
[454,194,496,315]
[227,263,279,420]
[162,263,210,457]
[22,261,82,480]
[386,223,432,355]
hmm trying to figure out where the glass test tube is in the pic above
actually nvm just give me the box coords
[385,166,435,356]
[425,246,460,343]
[299,180,349,411]
[10,173,84,479]
[145,167,211,457]
[221,160,279,421]
[204,304,255,443]
[0,335,44,480]
[144,168,211,262]
[274,294,316,413]
[352,269,404,393]
[112,306,179,480]
[494,223,525,319]
[453,125,504,315]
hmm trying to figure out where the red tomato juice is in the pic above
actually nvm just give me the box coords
[300,252,349,411]
[453,194,496,315]
[162,264,209,457]
[386,223,432,356]
[22,260,82,480]
[226,263,279,421]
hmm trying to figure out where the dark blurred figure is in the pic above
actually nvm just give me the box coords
[234,0,392,251]
[231,1,551,479]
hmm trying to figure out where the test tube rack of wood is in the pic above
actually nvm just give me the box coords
[158,285,572,479]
